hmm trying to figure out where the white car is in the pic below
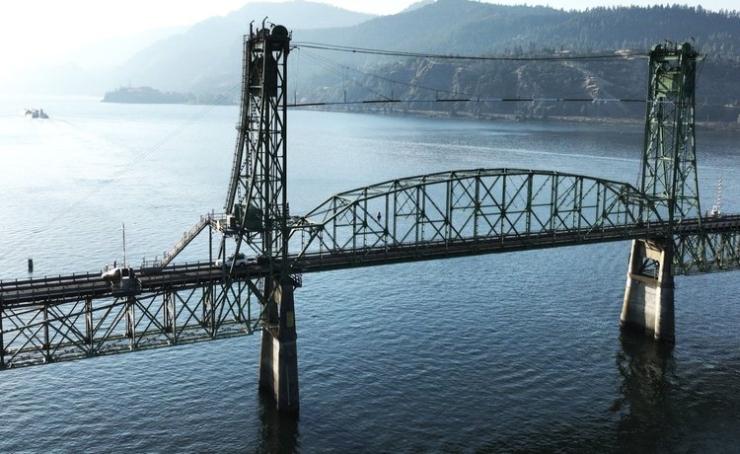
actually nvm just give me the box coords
[215,252,252,268]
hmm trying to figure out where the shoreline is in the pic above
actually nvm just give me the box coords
[294,105,740,132]
[100,98,740,132]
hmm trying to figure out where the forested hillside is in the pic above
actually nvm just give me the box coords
[295,1,740,58]
[289,1,740,123]
[111,0,740,122]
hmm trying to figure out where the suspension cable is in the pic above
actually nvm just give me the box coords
[292,51,646,107]
[288,98,647,108]
[294,41,650,61]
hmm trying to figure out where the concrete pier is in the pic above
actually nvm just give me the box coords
[259,280,300,414]
[621,239,675,343]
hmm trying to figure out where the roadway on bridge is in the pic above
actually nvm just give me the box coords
[2,215,739,307]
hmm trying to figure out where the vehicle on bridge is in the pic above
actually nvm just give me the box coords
[215,252,253,268]
[101,266,141,295]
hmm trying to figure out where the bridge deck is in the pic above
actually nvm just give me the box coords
[3,215,739,308]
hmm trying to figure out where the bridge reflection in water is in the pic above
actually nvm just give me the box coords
[614,334,676,451]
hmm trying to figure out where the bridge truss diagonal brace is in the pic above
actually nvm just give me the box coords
[673,230,740,275]
[290,168,654,261]
[0,277,260,370]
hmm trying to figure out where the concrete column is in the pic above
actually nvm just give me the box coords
[621,239,675,343]
[259,279,299,414]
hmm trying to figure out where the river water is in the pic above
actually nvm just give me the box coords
[1,97,740,452]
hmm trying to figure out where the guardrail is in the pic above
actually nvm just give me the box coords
[3,215,739,308]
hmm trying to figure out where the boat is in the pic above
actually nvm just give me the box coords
[25,108,49,119]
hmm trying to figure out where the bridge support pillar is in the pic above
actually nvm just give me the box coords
[621,239,675,343]
[259,280,299,414]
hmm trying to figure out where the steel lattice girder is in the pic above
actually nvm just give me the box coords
[0,278,262,369]
[674,231,740,275]
[639,43,701,223]
[290,168,661,259]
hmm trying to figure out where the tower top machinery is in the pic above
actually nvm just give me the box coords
[639,42,701,227]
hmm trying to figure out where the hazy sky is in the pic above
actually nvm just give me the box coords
[0,0,737,79]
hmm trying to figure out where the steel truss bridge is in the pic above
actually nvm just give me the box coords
[1,26,739,414]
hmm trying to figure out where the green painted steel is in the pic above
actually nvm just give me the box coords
[291,169,661,259]
[639,42,701,224]
[674,230,740,274]
[2,40,740,372]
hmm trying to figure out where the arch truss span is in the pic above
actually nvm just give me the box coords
[289,169,662,264]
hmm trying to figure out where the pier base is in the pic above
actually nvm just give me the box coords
[259,281,299,414]
[621,239,675,343]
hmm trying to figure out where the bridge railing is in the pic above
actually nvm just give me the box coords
[289,169,661,260]
[0,271,101,288]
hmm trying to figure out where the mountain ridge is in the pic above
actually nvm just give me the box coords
[112,1,374,92]
[17,0,739,123]
[290,1,740,123]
